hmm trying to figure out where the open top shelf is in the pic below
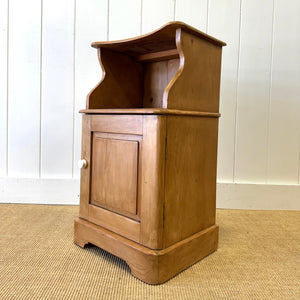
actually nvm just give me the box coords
[86,21,226,113]
[91,21,225,53]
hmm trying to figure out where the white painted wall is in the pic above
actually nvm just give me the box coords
[0,0,299,209]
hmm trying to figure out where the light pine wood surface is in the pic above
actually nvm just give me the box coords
[91,135,139,216]
[75,22,225,284]
[163,116,218,247]
[74,217,219,285]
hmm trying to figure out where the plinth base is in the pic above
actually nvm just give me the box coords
[74,217,218,284]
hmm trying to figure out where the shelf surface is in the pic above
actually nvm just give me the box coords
[79,108,220,118]
[91,21,226,55]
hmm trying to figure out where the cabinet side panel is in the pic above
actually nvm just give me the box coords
[165,30,222,112]
[164,116,218,247]
[140,115,166,249]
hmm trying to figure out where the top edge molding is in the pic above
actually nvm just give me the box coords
[91,21,226,49]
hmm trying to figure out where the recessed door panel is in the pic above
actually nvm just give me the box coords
[90,133,139,218]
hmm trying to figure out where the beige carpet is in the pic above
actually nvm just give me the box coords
[0,204,299,299]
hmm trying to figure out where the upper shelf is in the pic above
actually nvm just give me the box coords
[91,21,226,54]
[86,21,226,113]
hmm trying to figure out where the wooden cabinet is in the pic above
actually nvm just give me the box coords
[74,22,226,284]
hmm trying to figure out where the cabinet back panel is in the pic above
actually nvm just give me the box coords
[142,58,179,108]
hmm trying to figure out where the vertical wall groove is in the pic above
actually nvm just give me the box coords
[72,0,77,178]
[39,0,43,178]
[266,0,275,184]
[298,133,300,184]
[5,0,9,176]
[173,0,176,21]
[107,0,110,40]
[298,123,300,184]
[206,0,209,33]
[140,0,143,34]
[233,0,243,183]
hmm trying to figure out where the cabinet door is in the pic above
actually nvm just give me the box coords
[79,114,166,249]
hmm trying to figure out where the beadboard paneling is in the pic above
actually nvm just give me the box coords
[0,0,8,176]
[235,0,274,183]
[0,0,299,208]
[175,0,208,32]
[73,0,108,178]
[142,0,175,34]
[109,0,141,40]
[267,0,300,184]
[40,0,74,178]
[208,0,241,182]
[8,0,41,178]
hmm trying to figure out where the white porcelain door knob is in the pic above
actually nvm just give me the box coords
[78,159,88,169]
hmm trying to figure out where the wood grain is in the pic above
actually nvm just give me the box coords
[79,114,168,248]
[80,108,220,117]
[139,115,166,249]
[90,114,143,135]
[164,29,223,112]
[79,115,142,241]
[87,205,140,243]
[163,116,219,247]
[92,21,225,50]
[135,49,179,62]
[74,217,218,284]
[78,115,91,220]
[87,48,143,109]
[91,135,139,216]
[87,22,224,112]
[75,22,224,284]
[142,58,179,109]
[158,225,218,283]
[142,61,168,108]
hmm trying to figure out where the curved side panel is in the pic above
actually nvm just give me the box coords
[164,29,223,113]
[162,29,185,109]
[86,48,143,109]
